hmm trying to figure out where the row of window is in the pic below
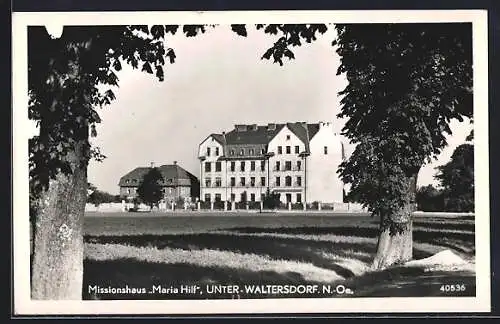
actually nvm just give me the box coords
[124,178,174,184]
[125,187,177,195]
[205,145,329,157]
[204,160,303,172]
[205,193,302,203]
[204,176,302,187]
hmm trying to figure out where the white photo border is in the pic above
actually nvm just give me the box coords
[12,9,490,315]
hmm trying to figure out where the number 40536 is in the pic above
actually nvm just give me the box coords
[440,284,466,292]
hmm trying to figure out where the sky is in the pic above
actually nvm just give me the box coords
[81,25,473,195]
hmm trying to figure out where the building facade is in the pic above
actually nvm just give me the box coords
[118,162,200,203]
[198,122,344,205]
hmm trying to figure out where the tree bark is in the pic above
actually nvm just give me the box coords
[372,174,417,270]
[31,141,88,300]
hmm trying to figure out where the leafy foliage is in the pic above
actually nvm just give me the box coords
[232,23,472,228]
[333,24,473,230]
[435,143,474,212]
[416,184,445,212]
[137,168,164,208]
[262,188,281,209]
[87,188,122,206]
[28,25,211,207]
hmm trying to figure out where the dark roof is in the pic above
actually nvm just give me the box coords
[223,122,321,150]
[210,133,225,145]
[119,164,197,187]
[224,125,284,145]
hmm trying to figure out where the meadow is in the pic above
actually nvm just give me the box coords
[82,212,476,300]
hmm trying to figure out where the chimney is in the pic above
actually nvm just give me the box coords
[150,162,155,168]
[173,161,177,165]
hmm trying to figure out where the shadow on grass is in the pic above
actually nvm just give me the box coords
[224,226,474,244]
[85,233,376,279]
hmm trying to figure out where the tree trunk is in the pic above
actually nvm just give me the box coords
[30,31,94,299]
[372,174,417,270]
[31,141,88,300]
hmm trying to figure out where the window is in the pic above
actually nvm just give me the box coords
[296,193,302,203]
[127,188,131,194]
[249,148,254,155]
[240,149,244,156]
[276,177,281,186]
[275,161,280,171]
[250,177,256,187]
[297,176,302,186]
[215,162,222,172]
[261,148,266,154]
[215,147,219,156]
[260,160,266,171]
[230,177,236,187]
[204,162,211,172]
[324,146,328,154]
[205,193,211,202]
[286,146,291,154]
[285,161,292,171]
[250,193,256,202]
[230,150,235,156]
[240,161,245,172]
[295,146,300,154]
[278,146,283,154]
[296,161,302,171]
[215,177,222,187]
[125,179,129,183]
[230,193,236,201]
[240,177,246,186]
[205,177,211,187]
[215,194,222,202]
[241,193,247,202]
[286,135,291,140]
[285,176,292,187]
[261,177,266,186]
[230,162,236,172]
[286,194,292,203]
[250,161,256,171]
[206,147,211,156]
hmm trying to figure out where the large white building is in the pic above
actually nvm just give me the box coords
[198,122,345,205]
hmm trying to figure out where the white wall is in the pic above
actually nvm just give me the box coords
[199,136,226,200]
[267,125,307,204]
[307,122,344,203]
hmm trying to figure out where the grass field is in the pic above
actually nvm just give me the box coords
[82,212,476,300]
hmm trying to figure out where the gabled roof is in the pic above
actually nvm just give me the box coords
[201,133,225,146]
[223,122,322,148]
[119,164,198,187]
[224,125,285,145]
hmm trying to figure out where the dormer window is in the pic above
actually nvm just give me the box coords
[249,148,254,155]
[240,149,244,156]
[230,149,235,156]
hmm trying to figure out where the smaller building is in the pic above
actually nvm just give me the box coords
[118,162,200,203]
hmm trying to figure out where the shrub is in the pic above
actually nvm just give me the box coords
[200,201,211,210]
[291,203,304,210]
[213,200,225,210]
[262,189,281,209]
[248,201,261,210]
[235,201,247,210]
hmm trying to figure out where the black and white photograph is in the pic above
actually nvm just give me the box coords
[12,10,490,315]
